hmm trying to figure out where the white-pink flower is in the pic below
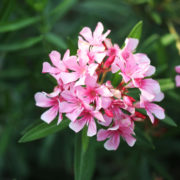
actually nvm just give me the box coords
[69,105,104,137]
[35,22,165,151]
[175,65,180,87]
[34,87,62,124]
[97,119,136,150]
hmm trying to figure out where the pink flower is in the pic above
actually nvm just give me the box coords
[60,55,98,86]
[35,22,166,151]
[69,105,104,137]
[175,66,180,87]
[175,75,180,87]
[59,88,85,122]
[79,22,110,46]
[132,78,162,101]
[34,87,62,124]
[42,50,70,83]
[137,96,165,123]
[175,65,180,73]
[79,75,113,110]
[97,119,136,150]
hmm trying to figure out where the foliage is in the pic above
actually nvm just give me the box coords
[0,0,180,179]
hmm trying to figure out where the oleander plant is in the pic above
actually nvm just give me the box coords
[1,0,180,179]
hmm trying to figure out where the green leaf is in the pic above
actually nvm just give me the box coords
[45,33,67,50]
[128,20,143,40]
[19,118,69,143]
[161,33,178,46]
[50,0,78,26]
[162,115,177,127]
[135,126,155,149]
[74,129,95,180]
[0,35,43,51]
[0,16,41,33]
[111,70,122,87]
[158,78,175,91]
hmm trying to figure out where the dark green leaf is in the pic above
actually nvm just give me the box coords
[135,126,155,149]
[111,71,122,87]
[74,129,95,180]
[162,115,177,127]
[45,33,67,50]
[19,118,69,143]
[0,16,41,33]
[0,35,43,51]
[50,0,78,26]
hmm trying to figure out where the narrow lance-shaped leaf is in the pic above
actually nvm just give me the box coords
[19,118,69,143]
[162,115,177,127]
[50,0,78,27]
[0,16,41,33]
[128,20,143,40]
[0,35,43,51]
[45,33,67,50]
[158,78,175,91]
[74,128,95,180]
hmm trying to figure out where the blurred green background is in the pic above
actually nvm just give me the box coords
[0,0,180,179]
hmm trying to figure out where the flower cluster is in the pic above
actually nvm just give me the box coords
[175,65,180,87]
[35,22,165,150]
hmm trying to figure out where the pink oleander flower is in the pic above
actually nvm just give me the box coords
[35,22,165,151]
[97,116,136,150]
[175,65,180,87]
[35,87,62,124]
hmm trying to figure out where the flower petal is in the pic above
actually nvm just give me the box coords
[41,106,58,124]
[69,118,86,133]
[97,129,109,141]
[104,133,120,151]
[35,92,53,107]
[87,119,97,137]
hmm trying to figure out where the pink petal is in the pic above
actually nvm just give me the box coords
[61,90,74,102]
[64,56,79,71]
[60,72,79,84]
[147,103,165,120]
[123,134,136,147]
[153,92,164,102]
[88,63,98,76]
[42,62,59,74]
[41,105,58,124]
[35,92,53,107]
[93,22,104,39]
[49,50,61,67]
[134,53,150,64]
[97,129,109,141]
[146,110,154,123]
[104,133,120,151]
[175,65,180,73]
[66,107,84,121]
[85,75,97,87]
[92,111,105,122]
[57,113,63,125]
[87,119,97,137]
[175,75,180,87]
[97,85,113,97]
[124,38,139,52]
[69,118,86,133]
[144,65,156,77]
[75,75,86,86]
[101,97,112,109]
[63,49,70,61]
[59,102,76,113]
[80,27,93,42]
[98,114,112,127]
